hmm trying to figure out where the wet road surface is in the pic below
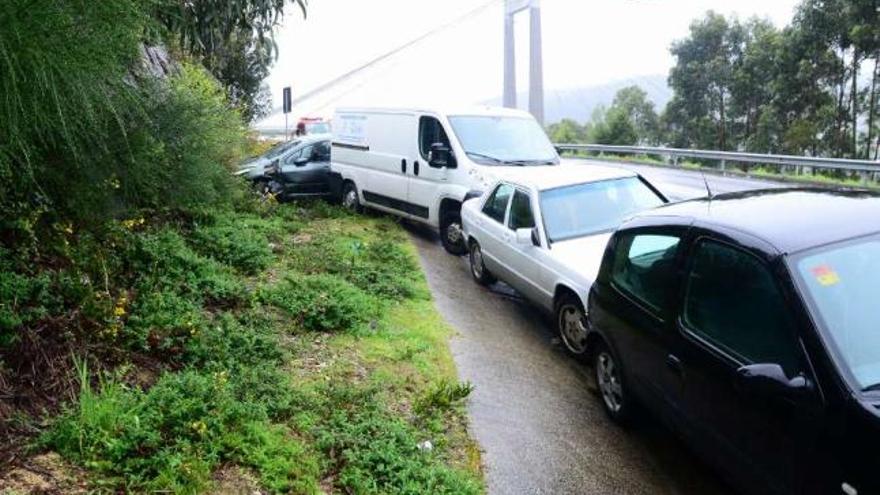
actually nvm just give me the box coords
[407,164,779,494]
[410,231,735,495]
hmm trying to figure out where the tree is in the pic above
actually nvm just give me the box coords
[666,12,745,151]
[547,119,587,143]
[609,86,660,144]
[151,0,307,121]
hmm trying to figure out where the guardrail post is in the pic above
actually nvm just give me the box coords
[719,159,726,171]
[861,171,870,186]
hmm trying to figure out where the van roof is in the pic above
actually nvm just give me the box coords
[496,163,637,191]
[335,105,535,119]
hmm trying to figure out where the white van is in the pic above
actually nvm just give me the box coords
[330,106,559,254]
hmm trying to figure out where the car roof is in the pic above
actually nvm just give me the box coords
[635,188,880,254]
[497,163,637,191]
[335,105,534,119]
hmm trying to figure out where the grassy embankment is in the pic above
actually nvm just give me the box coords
[1,201,482,494]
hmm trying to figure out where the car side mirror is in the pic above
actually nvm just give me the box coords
[294,156,309,166]
[429,142,456,169]
[737,363,811,397]
[515,227,540,247]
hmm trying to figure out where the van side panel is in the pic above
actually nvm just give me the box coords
[332,111,415,217]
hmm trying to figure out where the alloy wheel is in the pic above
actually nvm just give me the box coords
[596,350,624,413]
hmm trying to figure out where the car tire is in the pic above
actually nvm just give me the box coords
[555,293,589,358]
[440,211,467,255]
[341,181,363,213]
[468,240,496,285]
[593,341,633,425]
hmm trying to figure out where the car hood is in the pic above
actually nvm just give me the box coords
[549,233,613,282]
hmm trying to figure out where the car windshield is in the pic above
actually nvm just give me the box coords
[306,122,331,134]
[540,177,665,242]
[792,233,880,392]
[448,115,558,165]
[264,140,299,159]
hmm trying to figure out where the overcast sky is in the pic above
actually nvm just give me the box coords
[261,0,800,124]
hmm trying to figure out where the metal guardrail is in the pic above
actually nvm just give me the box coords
[554,144,880,175]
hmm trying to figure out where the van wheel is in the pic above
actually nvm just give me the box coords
[555,293,589,357]
[593,341,633,425]
[342,182,363,213]
[440,212,467,255]
[468,240,496,285]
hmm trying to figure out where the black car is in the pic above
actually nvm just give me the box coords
[587,188,880,495]
[265,137,333,198]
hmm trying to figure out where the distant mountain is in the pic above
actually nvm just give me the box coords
[483,74,672,125]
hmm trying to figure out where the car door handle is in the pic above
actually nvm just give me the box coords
[401,159,407,174]
[666,354,683,374]
[414,161,420,176]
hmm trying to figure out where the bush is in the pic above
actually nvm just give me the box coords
[308,385,481,495]
[131,229,247,307]
[45,363,320,494]
[289,236,427,300]
[188,214,279,275]
[259,274,380,333]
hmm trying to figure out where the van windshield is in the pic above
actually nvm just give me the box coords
[448,116,558,165]
[792,234,880,393]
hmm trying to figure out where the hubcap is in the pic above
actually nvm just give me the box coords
[446,222,463,245]
[343,189,357,209]
[597,351,624,413]
[558,305,588,354]
[471,245,484,278]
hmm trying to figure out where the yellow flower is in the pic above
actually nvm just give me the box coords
[113,306,126,317]
[190,420,208,436]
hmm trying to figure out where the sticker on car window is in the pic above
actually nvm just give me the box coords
[811,265,841,286]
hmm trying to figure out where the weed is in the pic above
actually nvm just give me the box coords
[414,380,474,418]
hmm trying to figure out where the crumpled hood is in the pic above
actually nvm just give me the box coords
[549,233,613,282]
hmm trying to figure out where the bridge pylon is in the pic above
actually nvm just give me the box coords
[503,0,544,124]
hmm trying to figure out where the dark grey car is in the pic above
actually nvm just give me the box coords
[264,138,332,198]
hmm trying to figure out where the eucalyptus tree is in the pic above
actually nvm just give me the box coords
[151,0,308,121]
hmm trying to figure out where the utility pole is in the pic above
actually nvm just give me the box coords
[503,0,544,124]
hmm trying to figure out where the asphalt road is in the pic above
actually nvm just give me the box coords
[409,163,779,494]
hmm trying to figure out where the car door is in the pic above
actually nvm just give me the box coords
[600,226,689,423]
[674,234,820,494]
[407,115,452,221]
[474,183,514,280]
[495,188,544,302]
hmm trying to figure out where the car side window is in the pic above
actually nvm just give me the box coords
[284,148,304,165]
[682,240,800,375]
[482,184,514,223]
[419,116,451,160]
[611,233,681,314]
[314,141,331,161]
[508,190,535,230]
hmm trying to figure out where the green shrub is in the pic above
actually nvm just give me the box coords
[289,236,427,300]
[125,290,205,352]
[188,215,278,274]
[46,364,320,494]
[131,229,247,307]
[308,385,481,495]
[413,380,474,418]
[259,274,380,333]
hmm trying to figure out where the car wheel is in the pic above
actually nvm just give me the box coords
[593,341,632,425]
[555,293,589,357]
[468,240,496,285]
[341,182,363,213]
[440,212,467,255]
